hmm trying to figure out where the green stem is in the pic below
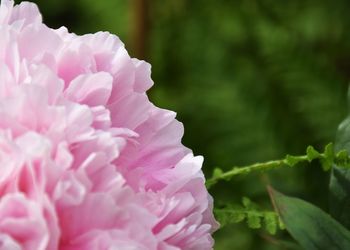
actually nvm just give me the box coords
[206,143,350,189]
[206,155,308,188]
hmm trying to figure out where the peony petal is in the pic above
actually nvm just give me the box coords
[0,1,218,249]
[65,72,113,106]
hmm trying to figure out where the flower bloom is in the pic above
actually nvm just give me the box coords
[0,0,218,249]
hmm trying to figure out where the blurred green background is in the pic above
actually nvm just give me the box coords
[17,0,350,249]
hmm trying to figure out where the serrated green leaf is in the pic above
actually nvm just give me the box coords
[336,150,348,160]
[278,216,286,230]
[242,197,252,208]
[285,155,302,167]
[269,187,350,250]
[247,214,261,229]
[306,146,320,161]
[213,167,223,178]
[231,212,246,223]
[215,198,283,235]
[214,208,245,227]
[320,143,334,171]
[324,143,335,160]
[264,213,278,235]
[321,158,333,171]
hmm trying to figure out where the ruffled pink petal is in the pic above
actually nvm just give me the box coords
[65,72,113,106]
[0,193,49,250]
[0,1,218,249]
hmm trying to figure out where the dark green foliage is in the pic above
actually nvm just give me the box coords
[330,92,350,230]
[148,2,349,248]
[270,188,350,250]
[215,197,284,235]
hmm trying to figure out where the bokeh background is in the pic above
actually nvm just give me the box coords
[16,0,350,249]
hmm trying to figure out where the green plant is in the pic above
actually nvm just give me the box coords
[209,90,350,249]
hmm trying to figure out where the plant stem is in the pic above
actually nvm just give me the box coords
[206,155,309,188]
[206,144,350,189]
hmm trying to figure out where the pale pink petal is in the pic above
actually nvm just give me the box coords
[65,72,113,106]
[0,1,218,249]
[0,194,49,250]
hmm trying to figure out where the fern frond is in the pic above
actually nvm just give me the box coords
[215,197,284,235]
[207,143,350,188]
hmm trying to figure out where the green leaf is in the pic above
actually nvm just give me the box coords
[214,197,283,234]
[214,207,245,227]
[273,240,303,250]
[306,146,320,161]
[269,187,350,250]
[321,143,334,171]
[264,213,278,235]
[324,143,335,161]
[242,196,255,208]
[213,167,224,178]
[335,150,349,163]
[285,155,303,167]
[330,115,350,230]
[247,214,261,229]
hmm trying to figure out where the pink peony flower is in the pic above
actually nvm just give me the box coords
[0,0,218,249]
